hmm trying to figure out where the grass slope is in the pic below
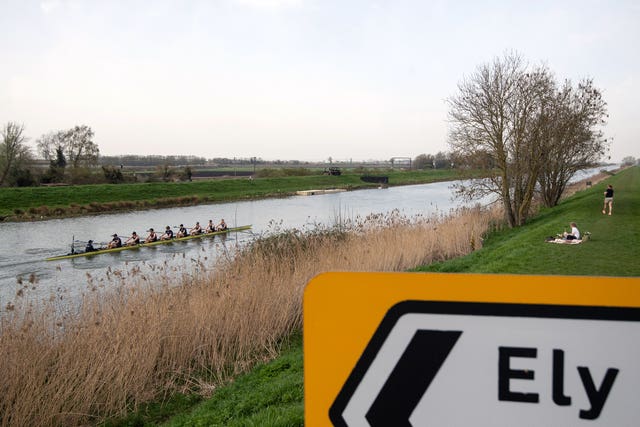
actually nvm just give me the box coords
[106,168,638,426]
[418,166,639,276]
[163,335,303,427]
[103,334,304,427]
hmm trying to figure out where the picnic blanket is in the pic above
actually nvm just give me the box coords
[547,238,584,244]
[545,232,591,245]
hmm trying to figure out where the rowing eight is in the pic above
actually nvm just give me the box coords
[45,225,252,261]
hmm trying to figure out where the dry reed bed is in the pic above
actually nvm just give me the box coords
[0,205,502,426]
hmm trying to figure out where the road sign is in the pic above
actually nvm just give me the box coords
[303,273,640,426]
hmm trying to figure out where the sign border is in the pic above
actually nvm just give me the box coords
[329,300,640,426]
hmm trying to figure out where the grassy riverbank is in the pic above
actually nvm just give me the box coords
[417,165,639,276]
[136,167,636,426]
[0,169,470,220]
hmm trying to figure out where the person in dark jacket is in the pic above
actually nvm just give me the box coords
[85,240,96,252]
[602,184,614,215]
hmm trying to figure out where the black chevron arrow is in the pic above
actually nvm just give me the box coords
[365,329,462,426]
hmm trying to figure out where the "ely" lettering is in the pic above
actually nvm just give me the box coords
[498,347,619,420]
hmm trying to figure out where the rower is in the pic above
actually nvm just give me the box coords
[108,234,122,249]
[145,228,158,243]
[190,222,203,235]
[216,218,228,231]
[176,224,188,238]
[85,240,96,252]
[124,231,140,246]
[161,225,174,240]
[205,219,215,233]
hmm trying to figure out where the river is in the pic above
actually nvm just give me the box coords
[0,166,615,311]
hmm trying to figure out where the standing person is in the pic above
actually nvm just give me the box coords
[562,222,581,241]
[145,228,158,243]
[125,231,140,246]
[161,225,174,240]
[176,224,188,238]
[108,234,122,249]
[603,184,614,215]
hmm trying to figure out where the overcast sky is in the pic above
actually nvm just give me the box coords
[1,0,638,162]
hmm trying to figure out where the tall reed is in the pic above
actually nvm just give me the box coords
[0,205,502,426]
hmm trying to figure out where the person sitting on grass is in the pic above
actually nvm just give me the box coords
[190,221,203,236]
[562,222,581,241]
[125,231,140,246]
[145,228,158,243]
[161,225,174,240]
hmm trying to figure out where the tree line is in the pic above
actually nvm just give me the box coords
[0,124,101,186]
[0,125,245,186]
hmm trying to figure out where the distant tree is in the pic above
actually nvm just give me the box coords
[434,151,451,169]
[39,140,67,183]
[37,131,65,162]
[537,79,609,207]
[9,166,36,187]
[621,156,636,166]
[37,125,99,171]
[1,122,33,186]
[156,163,174,182]
[182,166,193,181]
[62,125,99,169]
[413,154,430,170]
[102,165,124,183]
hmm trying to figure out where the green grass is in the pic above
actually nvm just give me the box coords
[0,169,472,219]
[163,338,303,427]
[416,166,640,276]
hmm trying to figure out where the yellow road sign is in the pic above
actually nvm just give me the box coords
[303,272,640,426]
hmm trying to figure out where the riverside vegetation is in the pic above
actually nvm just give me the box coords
[0,167,636,426]
[0,168,474,221]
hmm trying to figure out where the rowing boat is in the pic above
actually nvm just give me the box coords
[45,225,252,261]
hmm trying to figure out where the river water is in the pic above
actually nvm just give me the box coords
[0,166,614,311]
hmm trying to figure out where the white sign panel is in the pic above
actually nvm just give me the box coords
[330,301,640,426]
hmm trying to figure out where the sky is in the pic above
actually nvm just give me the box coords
[1,0,638,162]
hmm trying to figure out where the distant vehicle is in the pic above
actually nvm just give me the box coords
[323,167,342,176]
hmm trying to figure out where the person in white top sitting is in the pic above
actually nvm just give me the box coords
[562,222,581,240]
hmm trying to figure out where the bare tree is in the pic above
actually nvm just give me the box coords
[447,52,554,227]
[38,125,99,169]
[0,122,32,186]
[537,79,608,207]
[37,131,65,162]
[62,125,99,169]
